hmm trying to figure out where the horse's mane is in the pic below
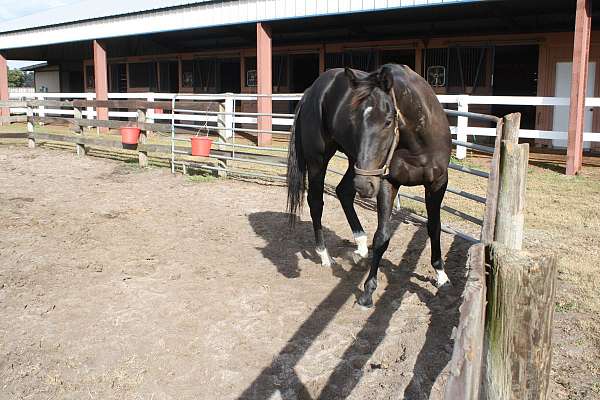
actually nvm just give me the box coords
[350,83,376,110]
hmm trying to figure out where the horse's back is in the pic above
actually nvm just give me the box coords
[295,69,357,157]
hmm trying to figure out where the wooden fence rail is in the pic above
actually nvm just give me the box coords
[444,243,486,400]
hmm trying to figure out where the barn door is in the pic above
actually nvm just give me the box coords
[552,62,594,149]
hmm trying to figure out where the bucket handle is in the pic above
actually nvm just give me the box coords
[195,101,219,138]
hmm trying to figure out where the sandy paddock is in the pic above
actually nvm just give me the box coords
[0,146,470,400]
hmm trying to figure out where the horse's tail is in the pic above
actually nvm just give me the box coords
[286,97,307,226]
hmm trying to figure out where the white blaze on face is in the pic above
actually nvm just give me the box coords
[363,106,373,119]
[316,247,333,267]
[353,233,368,258]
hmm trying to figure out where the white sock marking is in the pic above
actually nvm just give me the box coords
[316,247,333,267]
[436,270,450,288]
[353,234,369,258]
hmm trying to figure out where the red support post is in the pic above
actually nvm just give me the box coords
[256,22,272,146]
[93,40,109,133]
[566,0,592,175]
[0,53,9,124]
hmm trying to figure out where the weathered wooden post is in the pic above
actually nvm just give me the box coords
[494,113,527,249]
[216,100,229,177]
[73,104,86,156]
[494,141,529,250]
[483,112,558,400]
[26,102,35,148]
[137,105,149,168]
[85,93,94,129]
[484,244,558,400]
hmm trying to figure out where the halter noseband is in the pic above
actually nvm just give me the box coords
[354,89,402,178]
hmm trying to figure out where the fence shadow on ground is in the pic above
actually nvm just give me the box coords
[244,211,469,399]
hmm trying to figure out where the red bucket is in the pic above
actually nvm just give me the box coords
[120,127,141,144]
[190,136,212,156]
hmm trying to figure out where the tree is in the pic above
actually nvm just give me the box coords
[8,68,25,87]
[23,72,34,88]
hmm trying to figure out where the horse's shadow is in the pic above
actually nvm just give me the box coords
[243,211,469,400]
[248,211,359,279]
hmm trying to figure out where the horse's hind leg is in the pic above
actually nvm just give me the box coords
[307,163,334,267]
[425,179,451,288]
[335,162,368,260]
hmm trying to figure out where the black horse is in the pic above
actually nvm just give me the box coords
[286,64,452,308]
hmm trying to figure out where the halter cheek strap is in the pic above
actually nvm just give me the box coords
[354,89,402,178]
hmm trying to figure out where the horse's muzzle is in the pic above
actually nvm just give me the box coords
[354,175,380,199]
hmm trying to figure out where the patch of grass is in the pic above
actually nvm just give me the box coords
[187,173,217,183]
[555,300,578,313]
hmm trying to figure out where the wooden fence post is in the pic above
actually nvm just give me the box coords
[501,112,521,144]
[494,141,529,250]
[26,103,35,148]
[86,93,94,130]
[481,112,520,245]
[216,101,229,177]
[137,107,148,168]
[483,244,558,400]
[73,105,86,156]
[36,94,45,125]
[456,95,469,159]
[483,112,558,400]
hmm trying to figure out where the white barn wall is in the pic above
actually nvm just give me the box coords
[34,69,60,93]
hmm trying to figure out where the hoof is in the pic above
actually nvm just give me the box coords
[434,269,451,289]
[316,247,335,268]
[321,258,335,268]
[437,279,453,291]
[357,294,373,309]
[352,250,368,265]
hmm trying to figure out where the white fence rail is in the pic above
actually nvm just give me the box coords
[8,92,600,159]
[9,87,35,94]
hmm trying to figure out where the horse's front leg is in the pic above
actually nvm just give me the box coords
[357,179,398,308]
[425,179,451,288]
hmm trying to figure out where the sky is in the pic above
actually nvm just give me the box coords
[0,0,81,68]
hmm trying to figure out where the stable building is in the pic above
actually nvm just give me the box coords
[0,0,596,174]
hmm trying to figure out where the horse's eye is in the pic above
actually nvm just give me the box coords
[384,119,394,128]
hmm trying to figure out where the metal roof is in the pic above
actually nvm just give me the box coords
[19,62,49,71]
[0,0,212,34]
[0,0,485,50]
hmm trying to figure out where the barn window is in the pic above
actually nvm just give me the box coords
[128,62,157,89]
[273,55,288,91]
[85,65,95,89]
[181,60,194,88]
[423,48,449,84]
[192,59,218,93]
[325,52,344,70]
[325,50,376,71]
[447,46,489,90]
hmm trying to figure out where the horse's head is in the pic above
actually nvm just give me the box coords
[345,66,398,199]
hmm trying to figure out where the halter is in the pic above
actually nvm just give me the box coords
[354,89,402,178]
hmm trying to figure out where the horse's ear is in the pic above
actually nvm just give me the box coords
[378,66,394,93]
[345,67,359,89]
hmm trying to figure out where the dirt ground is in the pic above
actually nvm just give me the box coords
[0,146,471,400]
